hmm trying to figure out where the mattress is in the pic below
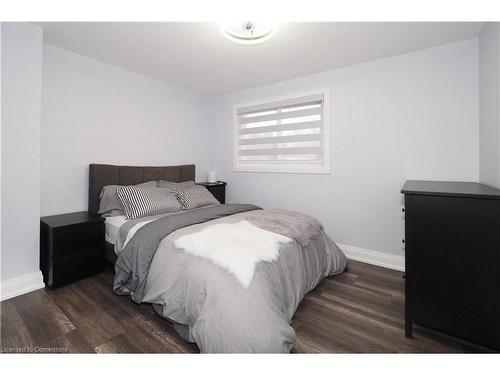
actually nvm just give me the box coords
[105,215,127,248]
[105,214,158,254]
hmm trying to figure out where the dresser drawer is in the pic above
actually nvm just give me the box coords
[52,222,105,258]
[403,181,500,351]
[50,247,105,287]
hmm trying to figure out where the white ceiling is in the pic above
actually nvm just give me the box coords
[36,22,484,95]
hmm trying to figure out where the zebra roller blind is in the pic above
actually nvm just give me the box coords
[234,91,330,173]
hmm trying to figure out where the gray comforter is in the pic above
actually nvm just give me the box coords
[113,204,347,353]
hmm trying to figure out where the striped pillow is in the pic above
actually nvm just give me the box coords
[116,186,181,220]
[172,185,220,210]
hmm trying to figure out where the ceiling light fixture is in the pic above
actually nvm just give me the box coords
[221,22,278,45]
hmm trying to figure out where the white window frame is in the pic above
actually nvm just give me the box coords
[233,88,331,174]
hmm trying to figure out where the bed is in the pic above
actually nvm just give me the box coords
[89,163,347,353]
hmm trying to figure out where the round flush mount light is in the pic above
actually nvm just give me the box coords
[221,22,278,45]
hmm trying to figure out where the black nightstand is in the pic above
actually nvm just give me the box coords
[40,211,105,288]
[196,181,227,204]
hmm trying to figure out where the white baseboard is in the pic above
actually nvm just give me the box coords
[338,243,405,272]
[1,271,45,301]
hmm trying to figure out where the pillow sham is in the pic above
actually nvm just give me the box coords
[116,186,182,220]
[172,185,220,210]
[157,180,196,190]
[98,181,157,217]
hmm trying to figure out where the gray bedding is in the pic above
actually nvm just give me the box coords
[245,208,324,247]
[113,204,347,353]
[114,204,260,302]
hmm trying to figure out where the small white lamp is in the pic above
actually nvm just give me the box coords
[207,171,217,183]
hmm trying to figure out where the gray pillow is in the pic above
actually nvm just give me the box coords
[98,180,157,217]
[172,185,220,210]
[157,180,196,190]
[117,186,181,220]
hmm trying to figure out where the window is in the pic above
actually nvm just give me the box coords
[233,90,331,174]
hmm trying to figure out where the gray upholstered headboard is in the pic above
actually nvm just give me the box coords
[88,164,195,215]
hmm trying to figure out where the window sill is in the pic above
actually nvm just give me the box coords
[233,163,331,175]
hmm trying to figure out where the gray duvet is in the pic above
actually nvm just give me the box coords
[113,204,347,353]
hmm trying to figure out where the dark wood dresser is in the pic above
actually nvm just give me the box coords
[196,181,227,204]
[402,180,500,351]
[40,211,105,288]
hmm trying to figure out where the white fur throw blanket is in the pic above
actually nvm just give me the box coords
[245,208,324,247]
[174,220,292,288]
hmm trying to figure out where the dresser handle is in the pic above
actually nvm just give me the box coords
[402,239,405,244]
[402,208,405,212]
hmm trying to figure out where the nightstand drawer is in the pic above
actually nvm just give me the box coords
[52,223,105,258]
[207,185,225,204]
[41,211,105,288]
[50,247,105,287]
[196,182,227,204]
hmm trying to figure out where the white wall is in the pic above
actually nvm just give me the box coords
[209,39,479,258]
[41,45,211,216]
[1,23,45,294]
[479,23,500,189]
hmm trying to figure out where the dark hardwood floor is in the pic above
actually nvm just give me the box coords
[0,261,481,353]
